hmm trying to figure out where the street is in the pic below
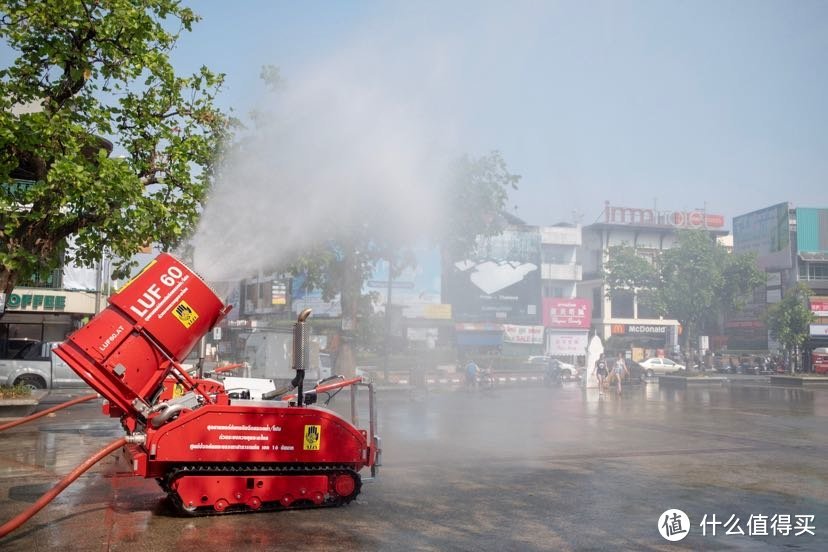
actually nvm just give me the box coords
[1,380,827,551]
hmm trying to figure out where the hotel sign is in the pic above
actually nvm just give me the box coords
[603,201,725,229]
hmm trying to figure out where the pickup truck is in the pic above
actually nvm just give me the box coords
[0,339,87,390]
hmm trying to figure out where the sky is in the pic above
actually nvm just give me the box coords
[165,0,828,232]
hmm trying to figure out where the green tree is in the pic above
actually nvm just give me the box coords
[603,230,764,355]
[765,283,814,373]
[290,151,519,378]
[0,0,232,295]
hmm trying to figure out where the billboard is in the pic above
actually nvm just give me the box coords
[365,247,443,319]
[733,203,791,269]
[446,227,541,324]
[542,298,591,328]
[290,274,342,317]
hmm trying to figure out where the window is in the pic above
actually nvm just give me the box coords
[0,338,47,360]
[799,261,828,280]
[611,290,634,318]
[542,245,573,264]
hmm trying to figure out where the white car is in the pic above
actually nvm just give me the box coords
[526,356,578,379]
[638,357,686,377]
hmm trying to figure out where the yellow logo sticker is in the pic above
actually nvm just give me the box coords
[172,300,199,328]
[303,425,321,451]
[172,383,185,398]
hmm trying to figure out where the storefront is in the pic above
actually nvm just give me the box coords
[606,322,679,357]
[0,288,97,351]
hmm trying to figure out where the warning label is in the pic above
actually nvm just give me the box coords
[303,425,321,451]
[172,300,199,328]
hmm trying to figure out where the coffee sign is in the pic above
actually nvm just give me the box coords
[5,292,67,311]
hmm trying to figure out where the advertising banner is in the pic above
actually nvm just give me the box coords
[446,227,541,324]
[546,331,589,355]
[291,274,342,317]
[365,247,442,319]
[502,324,544,344]
[733,203,792,269]
[542,298,591,328]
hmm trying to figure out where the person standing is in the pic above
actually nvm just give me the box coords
[612,353,629,396]
[464,358,479,390]
[594,353,608,395]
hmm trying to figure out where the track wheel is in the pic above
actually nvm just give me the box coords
[334,474,356,498]
[214,499,229,512]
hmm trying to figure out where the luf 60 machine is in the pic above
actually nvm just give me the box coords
[53,253,380,514]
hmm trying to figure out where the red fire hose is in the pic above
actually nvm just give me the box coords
[282,376,363,401]
[0,393,99,432]
[0,436,127,538]
[213,363,245,374]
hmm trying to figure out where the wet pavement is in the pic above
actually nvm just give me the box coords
[1,381,827,551]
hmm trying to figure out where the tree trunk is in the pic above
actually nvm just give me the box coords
[0,268,18,298]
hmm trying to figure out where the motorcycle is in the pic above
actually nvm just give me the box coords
[543,361,563,387]
[477,367,496,390]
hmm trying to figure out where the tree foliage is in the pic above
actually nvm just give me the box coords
[603,230,765,351]
[0,0,232,294]
[765,283,814,371]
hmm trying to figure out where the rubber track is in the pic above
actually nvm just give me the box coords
[162,464,362,516]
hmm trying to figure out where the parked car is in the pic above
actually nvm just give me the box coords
[526,356,577,379]
[0,339,87,390]
[550,358,577,379]
[638,357,686,377]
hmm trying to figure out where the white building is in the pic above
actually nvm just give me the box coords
[540,224,587,358]
[578,201,728,354]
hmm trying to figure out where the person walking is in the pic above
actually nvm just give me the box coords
[594,353,608,395]
[612,353,629,396]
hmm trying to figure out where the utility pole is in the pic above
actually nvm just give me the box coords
[384,258,393,383]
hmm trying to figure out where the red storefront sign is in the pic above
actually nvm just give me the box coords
[810,297,828,316]
[542,298,591,329]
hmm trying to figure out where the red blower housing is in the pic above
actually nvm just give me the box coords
[54,253,380,514]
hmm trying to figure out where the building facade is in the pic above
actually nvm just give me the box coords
[0,262,103,355]
[732,203,828,357]
[540,224,587,358]
[579,201,728,356]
